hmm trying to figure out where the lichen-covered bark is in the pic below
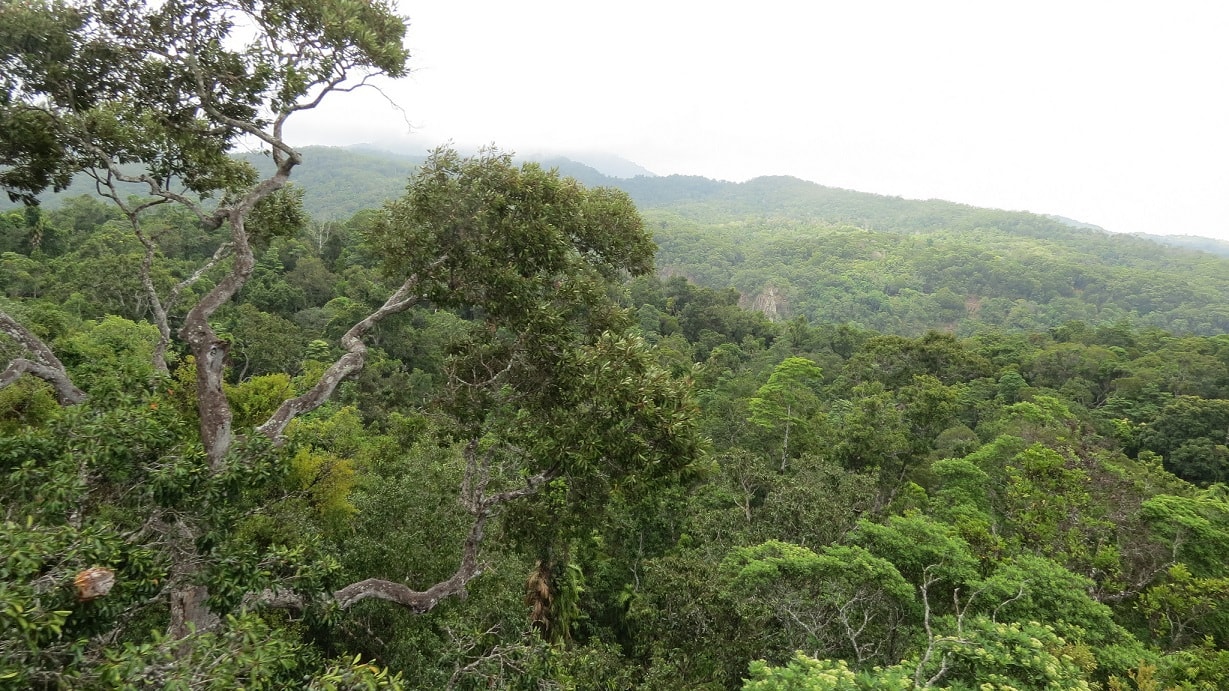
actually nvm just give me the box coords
[0,357,86,405]
[257,274,429,441]
[0,310,86,404]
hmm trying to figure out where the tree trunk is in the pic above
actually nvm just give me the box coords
[178,213,256,469]
[169,584,217,640]
[781,402,792,472]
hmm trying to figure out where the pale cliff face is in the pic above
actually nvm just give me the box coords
[749,284,788,322]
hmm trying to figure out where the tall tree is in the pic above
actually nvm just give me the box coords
[0,2,701,665]
[0,0,407,463]
[748,356,822,470]
[0,144,700,676]
[1,0,411,642]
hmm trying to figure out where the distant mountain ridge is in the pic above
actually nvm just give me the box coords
[4,144,1213,250]
[533,152,656,179]
[1046,214,1108,232]
[4,144,1227,334]
[1131,233,1229,258]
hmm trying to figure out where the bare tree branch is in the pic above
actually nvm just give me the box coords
[0,311,86,404]
[331,467,554,611]
[173,242,234,304]
[991,582,1028,623]
[133,226,173,376]
[914,566,947,689]
[442,625,561,691]
[256,273,429,441]
[249,467,555,616]
[81,144,219,227]
[0,358,87,405]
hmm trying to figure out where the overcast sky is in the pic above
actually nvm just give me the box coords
[290,1,1229,241]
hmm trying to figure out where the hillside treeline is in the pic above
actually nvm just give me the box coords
[649,213,1229,336]
[4,186,1229,688]
[12,148,1229,337]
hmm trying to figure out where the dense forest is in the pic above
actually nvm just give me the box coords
[12,146,1229,337]
[4,2,1229,690]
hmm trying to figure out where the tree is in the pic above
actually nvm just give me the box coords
[2,0,407,441]
[1,5,701,679]
[748,356,823,470]
[1138,396,1229,484]
[2,147,700,683]
[1,0,413,647]
[351,148,698,621]
[722,540,918,667]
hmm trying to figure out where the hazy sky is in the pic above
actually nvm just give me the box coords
[290,1,1229,241]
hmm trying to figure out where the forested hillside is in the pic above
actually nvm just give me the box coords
[4,3,1229,690]
[556,165,1229,336]
[649,214,1229,335]
[14,144,1229,336]
[1132,233,1229,258]
[240,147,424,219]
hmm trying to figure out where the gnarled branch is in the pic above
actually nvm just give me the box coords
[249,465,555,616]
[0,311,86,405]
[256,273,428,442]
[0,358,86,405]
[333,468,554,611]
[1,310,67,369]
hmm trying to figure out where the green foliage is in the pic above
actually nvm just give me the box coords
[228,373,296,430]
[288,446,358,529]
[58,315,161,397]
[368,147,655,325]
[19,146,1226,338]
[1140,488,1229,578]
[1150,638,1229,690]
[629,550,751,687]
[689,451,877,553]
[927,617,1095,690]
[749,357,823,468]
[722,541,917,666]
[842,333,994,389]
[0,375,58,434]
[1002,445,1100,556]
[643,196,1229,336]
[240,147,423,220]
[0,250,47,298]
[922,458,1004,565]
[3,26,1229,684]
[743,653,911,690]
[850,514,979,596]
[249,184,309,247]
[0,403,186,685]
[744,621,1101,691]
[96,613,404,690]
[1138,396,1229,484]
[501,331,705,547]
[220,303,307,379]
[825,382,912,475]
[973,555,1147,675]
[1139,563,1229,651]
[1,0,408,204]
